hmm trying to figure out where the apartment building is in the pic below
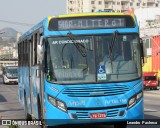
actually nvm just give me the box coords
[67,0,160,13]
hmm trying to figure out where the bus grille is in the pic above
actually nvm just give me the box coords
[63,85,129,97]
[76,109,119,119]
[107,109,119,117]
[76,111,89,119]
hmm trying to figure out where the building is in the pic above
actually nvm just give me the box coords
[17,32,22,42]
[12,49,18,58]
[135,7,160,28]
[134,8,160,37]
[67,0,160,14]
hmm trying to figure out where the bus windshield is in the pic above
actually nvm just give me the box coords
[144,76,157,81]
[6,67,18,78]
[46,34,141,84]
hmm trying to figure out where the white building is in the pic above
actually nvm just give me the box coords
[67,0,160,14]
[16,32,22,42]
[134,7,160,37]
[12,49,18,58]
[135,7,160,28]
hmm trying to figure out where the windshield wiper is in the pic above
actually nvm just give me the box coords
[67,32,87,57]
[108,30,118,73]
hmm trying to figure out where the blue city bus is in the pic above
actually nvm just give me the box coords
[18,11,144,128]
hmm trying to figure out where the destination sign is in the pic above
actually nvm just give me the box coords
[49,16,135,30]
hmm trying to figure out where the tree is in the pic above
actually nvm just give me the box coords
[9,37,16,42]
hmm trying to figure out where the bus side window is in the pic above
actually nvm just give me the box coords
[34,33,37,65]
[22,41,25,66]
[2,68,4,74]
[20,42,23,66]
[27,40,30,66]
[24,40,27,66]
[31,36,34,66]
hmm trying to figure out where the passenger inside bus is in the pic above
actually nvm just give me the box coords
[101,40,132,63]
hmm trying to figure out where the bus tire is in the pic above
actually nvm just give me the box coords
[114,121,127,128]
[3,77,5,84]
[37,96,46,128]
[154,87,158,90]
[37,96,42,120]
[24,93,32,121]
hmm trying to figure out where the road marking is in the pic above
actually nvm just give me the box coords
[144,108,160,112]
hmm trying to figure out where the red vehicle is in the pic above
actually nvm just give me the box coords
[143,72,159,90]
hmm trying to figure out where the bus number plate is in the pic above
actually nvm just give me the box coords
[90,112,106,119]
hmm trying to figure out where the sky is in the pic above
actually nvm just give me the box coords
[0,0,66,33]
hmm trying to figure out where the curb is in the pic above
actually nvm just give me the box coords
[144,89,160,95]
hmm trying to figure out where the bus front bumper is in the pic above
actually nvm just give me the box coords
[4,78,18,84]
[45,99,143,126]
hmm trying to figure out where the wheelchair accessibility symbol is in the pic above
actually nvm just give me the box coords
[98,65,106,74]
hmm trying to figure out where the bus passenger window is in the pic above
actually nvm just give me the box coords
[34,34,37,65]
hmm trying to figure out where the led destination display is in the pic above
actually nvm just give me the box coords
[49,16,135,30]
[58,18,125,30]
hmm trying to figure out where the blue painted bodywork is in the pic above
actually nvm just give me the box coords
[44,79,143,126]
[18,14,143,126]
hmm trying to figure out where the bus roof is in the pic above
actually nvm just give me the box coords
[58,12,133,18]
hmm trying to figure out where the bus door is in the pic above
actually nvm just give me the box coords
[31,33,43,119]
[18,42,24,104]
[28,37,34,117]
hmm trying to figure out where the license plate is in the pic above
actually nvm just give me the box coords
[90,112,106,119]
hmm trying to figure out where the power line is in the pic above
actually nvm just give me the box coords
[0,19,34,26]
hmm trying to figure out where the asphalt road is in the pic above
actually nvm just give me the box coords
[0,76,160,128]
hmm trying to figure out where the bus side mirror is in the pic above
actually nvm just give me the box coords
[37,36,44,64]
[140,38,144,64]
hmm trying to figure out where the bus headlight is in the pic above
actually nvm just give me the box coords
[128,91,143,109]
[48,95,56,106]
[57,100,67,112]
[128,96,136,109]
[136,91,143,102]
[48,95,67,112]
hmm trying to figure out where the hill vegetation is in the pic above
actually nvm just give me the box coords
[0,27,17,46]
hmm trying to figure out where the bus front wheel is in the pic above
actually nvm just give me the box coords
[37,96,42,120]
[24,94,32,120]
[114,121,127,128]
[3,77,5,84]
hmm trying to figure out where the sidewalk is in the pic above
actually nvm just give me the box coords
[144,87,160,95]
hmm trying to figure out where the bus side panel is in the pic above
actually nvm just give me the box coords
[18,66,32,115]
[24,66,32,115]
[31,66,40,119]
[18,67,24,105]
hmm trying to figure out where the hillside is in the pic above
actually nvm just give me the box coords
[0,27,17,47]
[0,27,18,37]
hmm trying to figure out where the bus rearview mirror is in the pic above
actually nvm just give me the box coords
[37,36,44,64]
